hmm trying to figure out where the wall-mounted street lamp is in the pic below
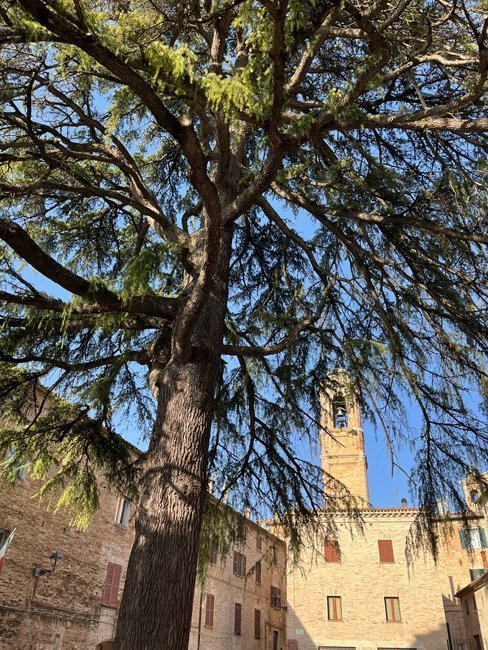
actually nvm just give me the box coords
[32,551,64,577]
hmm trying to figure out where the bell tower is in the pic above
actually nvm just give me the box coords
[319,370,369,506]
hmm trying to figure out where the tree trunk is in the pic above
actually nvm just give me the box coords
[113,231,232,649]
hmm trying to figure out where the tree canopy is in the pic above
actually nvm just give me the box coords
[0,0,487,645]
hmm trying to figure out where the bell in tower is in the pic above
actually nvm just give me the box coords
[319,370,370,507]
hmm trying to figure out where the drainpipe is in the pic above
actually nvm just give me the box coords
[196,588,203,650]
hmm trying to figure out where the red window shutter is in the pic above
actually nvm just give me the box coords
[482,551,488,571]
[256,536,262,550]
[103,562,122,607]
[205,594,214,628]
[378,539,394,563]
[234,603,242,635]
[325,540,340,562]
[254,608,261,639]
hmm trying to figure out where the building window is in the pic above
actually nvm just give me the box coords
[0,529,10,549]
[273,631,279,650]
[256,535,262,550]
[102,562,122,607]
[234,603,242,635]
[208,541,218,565]
[385,597,401,622]
[270,586,282,608]
[378,539,395,563]
[233,551,246,577]
[114,496,131,527]
[204,594,214,628]
[327,596,342,621]
[459,528,488,549]
[272,546,278,566]
[6,451,27,480]
[325,539,340,562]
[255,559,262,584]
[254,608,261,639]
[470,490,480,504]
[470,568,485,581]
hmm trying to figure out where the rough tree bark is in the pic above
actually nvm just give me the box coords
[113,229,233,650]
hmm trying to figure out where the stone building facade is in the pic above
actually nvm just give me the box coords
[456,571,488,650]
[0,473,134,649]
[0,472,286,649]
[286,371,488,650]
[0,372,485,650]
[188,519,287,650]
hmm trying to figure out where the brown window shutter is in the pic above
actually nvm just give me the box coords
[378,539,394,563]
[209,541,218,565]
[110,564,122,607]
[256,536,262,550]
[270,586,281,607]
[205,594,214,628]
[325,540,340,562]
[255,560,262,584]
[243,555,247,576]
[234,603,242,635]
[233,551,238,574]
[254,608,261,638]
[103,562,122,607]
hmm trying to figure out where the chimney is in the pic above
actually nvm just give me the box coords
[401,498,408,509]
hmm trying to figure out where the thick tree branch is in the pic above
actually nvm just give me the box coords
[0,219,178,318]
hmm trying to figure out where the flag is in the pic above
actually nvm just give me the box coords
[0,529,15,572]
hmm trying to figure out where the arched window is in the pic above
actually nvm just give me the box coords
[332,396,348,428]
[470,489,480,504]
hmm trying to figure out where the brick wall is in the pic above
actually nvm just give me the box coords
[188,520,287,650]
[0,475,134,650]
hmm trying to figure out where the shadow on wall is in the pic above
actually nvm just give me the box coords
[442,592,467,650]
[285,603,452,650]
